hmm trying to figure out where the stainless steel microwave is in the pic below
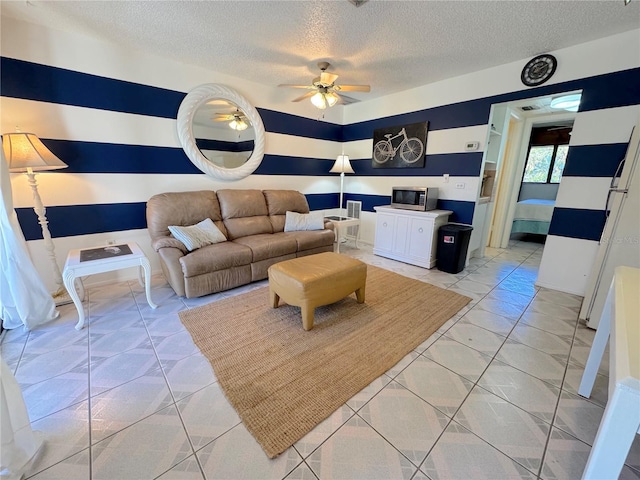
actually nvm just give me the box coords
[391,187,438,211]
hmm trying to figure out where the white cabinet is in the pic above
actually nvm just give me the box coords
[373,206,452,268]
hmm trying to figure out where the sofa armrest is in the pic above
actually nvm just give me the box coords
[152,236,188,254]
[324,220,335,231]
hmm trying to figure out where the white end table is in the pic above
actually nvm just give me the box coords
[62,242,157,330]
[325,216,360,253]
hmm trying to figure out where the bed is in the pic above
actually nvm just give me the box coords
[511,199,555,235]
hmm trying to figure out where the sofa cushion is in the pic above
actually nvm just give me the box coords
[146,190,226,240]
[284,211,325,232]
[264,190,309,215]
[179,241,252,277]
[218,189,268,218]
[217,189,273,239]
[264,190,309,232]
[233,233,298,262]
[168,218,227,252]
[287,229,336,250]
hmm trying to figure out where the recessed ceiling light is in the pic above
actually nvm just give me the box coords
[550,94,581,112]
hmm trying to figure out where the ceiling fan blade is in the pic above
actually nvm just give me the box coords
[320,72,339,86]
[278,84,316,89]
[334,84,371,92]
[292,91,316,102]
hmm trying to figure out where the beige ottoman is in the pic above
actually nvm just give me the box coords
[268,252,367,330]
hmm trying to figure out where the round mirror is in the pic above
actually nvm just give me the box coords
[177,84,265,180]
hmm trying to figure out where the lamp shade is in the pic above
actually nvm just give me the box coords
[2,133,68,172]
[330,154,354,174]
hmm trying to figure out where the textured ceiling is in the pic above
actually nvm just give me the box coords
[2,1,639,102]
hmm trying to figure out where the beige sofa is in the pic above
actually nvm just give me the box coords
[146,189,335,298]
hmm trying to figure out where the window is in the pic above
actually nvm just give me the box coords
[522,126,571,184]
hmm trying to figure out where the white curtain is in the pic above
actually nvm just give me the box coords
[0,358,44,479]
[0,149,58,330]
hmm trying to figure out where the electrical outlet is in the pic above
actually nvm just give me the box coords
[455,182,465,189]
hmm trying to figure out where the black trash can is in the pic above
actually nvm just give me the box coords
[437,224,473,274]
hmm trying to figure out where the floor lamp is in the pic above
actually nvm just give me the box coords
[2,132,72,306]
[329,154,354,217]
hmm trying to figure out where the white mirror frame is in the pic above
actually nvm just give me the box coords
[177,84,266,181]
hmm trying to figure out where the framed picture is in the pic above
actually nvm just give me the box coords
[372,121,428,168]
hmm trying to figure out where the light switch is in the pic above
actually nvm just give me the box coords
[443,174,449,183]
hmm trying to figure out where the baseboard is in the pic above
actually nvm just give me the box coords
[534,279,585,297]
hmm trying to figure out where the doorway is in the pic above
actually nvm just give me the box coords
[477,91,582,256]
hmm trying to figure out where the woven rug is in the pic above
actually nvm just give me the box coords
[179,265,471,458]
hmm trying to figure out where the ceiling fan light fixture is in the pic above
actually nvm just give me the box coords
[229,118,248,130]
[311,91,339,110]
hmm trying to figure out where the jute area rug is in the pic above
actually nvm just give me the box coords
[179,265,471,458]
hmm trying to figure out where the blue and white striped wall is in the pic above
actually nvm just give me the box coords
[1,15,639,294]
[537,105,640,294]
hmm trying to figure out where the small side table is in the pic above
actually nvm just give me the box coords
[325,216,360,253]
[62,242,157,330]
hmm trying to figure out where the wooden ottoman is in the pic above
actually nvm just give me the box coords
[268,252,367,330]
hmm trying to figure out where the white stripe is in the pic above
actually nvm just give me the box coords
[10,170,479,209]
[9,173,345,208]
[347,176,479,202]
[343,125,488,158]
[0,97,179,147]
[537,235,600,296]
[570,105,640,146]
[266,133,338,159]
[555,177,611,210]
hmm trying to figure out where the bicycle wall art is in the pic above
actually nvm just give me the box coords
[372,121,428,169]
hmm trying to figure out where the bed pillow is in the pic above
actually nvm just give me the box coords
[284,211,325,232]
[168,218,227,251]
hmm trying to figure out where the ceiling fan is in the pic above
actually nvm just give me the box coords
[279,62,371,109]
[213,109,250,131]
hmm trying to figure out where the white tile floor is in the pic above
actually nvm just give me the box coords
[2,240,640,480]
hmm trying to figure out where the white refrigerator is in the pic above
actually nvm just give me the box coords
[580,120,640,328]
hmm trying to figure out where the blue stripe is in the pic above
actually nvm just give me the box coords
[343,193,475,223]
[257,108,341,142]
[16,194,475,239]
[563,143,629,177]
[548,208,606,241]
[341,68,640,142]
[3,57,638,145]
[256,156,335,176]
[306,193,337,211]
[342,98,495,140]
[41,139,482,177]
[1,57,185,119]
[196,138,254,152]
[436,200,475,224]
[41,139,201,174]
[16,203,148,241]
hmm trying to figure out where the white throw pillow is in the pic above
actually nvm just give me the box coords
[284,211,325,232]
[168,218,227,252]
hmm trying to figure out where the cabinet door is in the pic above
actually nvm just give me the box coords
[375,213,396,252]
[407,217,435,261]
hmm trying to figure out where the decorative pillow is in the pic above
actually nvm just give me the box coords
[284,211,325,232]
[168,218,227,252]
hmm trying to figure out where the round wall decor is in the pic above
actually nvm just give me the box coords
[521,54,557,87]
